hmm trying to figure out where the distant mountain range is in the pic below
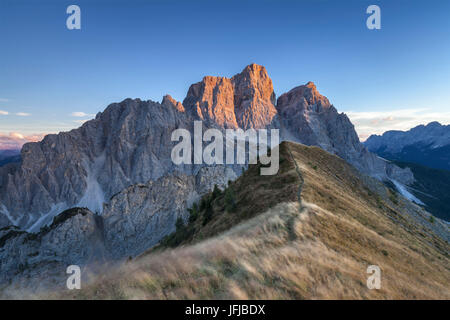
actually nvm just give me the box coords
[0,150,21,167]
[364,122,450,221]
[364,122,450,171]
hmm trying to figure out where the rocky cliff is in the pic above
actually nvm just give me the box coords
[183,64,278,129]
[0,166,237,289]
[0,64,413,240]
[0,208,102,289]
[0,97,198,231]
[276,81,413,181]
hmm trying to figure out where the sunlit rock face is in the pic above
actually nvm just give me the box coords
[183,64,278,129]
[0,63,413,233]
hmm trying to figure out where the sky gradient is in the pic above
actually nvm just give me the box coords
[1,0,449,148]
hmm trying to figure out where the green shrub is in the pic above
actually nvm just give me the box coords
[308,162,318,170]
[160,216,195,247]
[203,203,214,226]
[188,203,199,223]
[212,184,221,199]
[199,197,207,211]
[175,217,185,231]
[224,186,237,213]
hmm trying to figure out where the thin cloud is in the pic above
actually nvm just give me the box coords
[343,108,450,141]
[0,111,31,116]
[10,132,25,139]
[0,98,9,102]
[0,132,45,150]
[70,112,94,117]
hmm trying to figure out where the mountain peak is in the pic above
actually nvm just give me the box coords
[426,121,442,128]
[305,81,316,88]
[183,64,277,129]
[162,94,185,112]
[240,63,268,75]
[233,63,271,87]
[277,81,331,113]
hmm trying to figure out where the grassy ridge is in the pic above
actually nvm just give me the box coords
[47,142,450,300]
[156,144,299,248]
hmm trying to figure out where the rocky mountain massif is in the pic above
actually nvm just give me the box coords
[365,121,450,171]
[7,142,449,299]
[0,64,412,231]
[0,64,437,291]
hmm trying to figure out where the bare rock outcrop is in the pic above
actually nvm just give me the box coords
[0,63,414,236]
[102,166,236,259]
[0,97,195,230]
[183,64,278,129]
[276,82,414,182]
[0,208,103,290]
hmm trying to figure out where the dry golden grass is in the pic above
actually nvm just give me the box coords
[52,202,449,300]
[44,142,450,299]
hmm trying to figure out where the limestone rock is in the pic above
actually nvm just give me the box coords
[0,208,102,289]
[0,63,414,236]
[102,166,236,259]
[276,82,414,182]
[183,64,278,129]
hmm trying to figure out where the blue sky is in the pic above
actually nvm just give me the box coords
[0,0,449,147]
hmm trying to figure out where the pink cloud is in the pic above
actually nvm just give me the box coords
[0,132,46,150]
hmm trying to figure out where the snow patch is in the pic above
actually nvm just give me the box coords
[390,179,425,205]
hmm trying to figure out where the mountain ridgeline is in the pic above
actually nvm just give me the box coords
[365,122,450,171]
[365,122,450,221]
[0,64,413,232]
